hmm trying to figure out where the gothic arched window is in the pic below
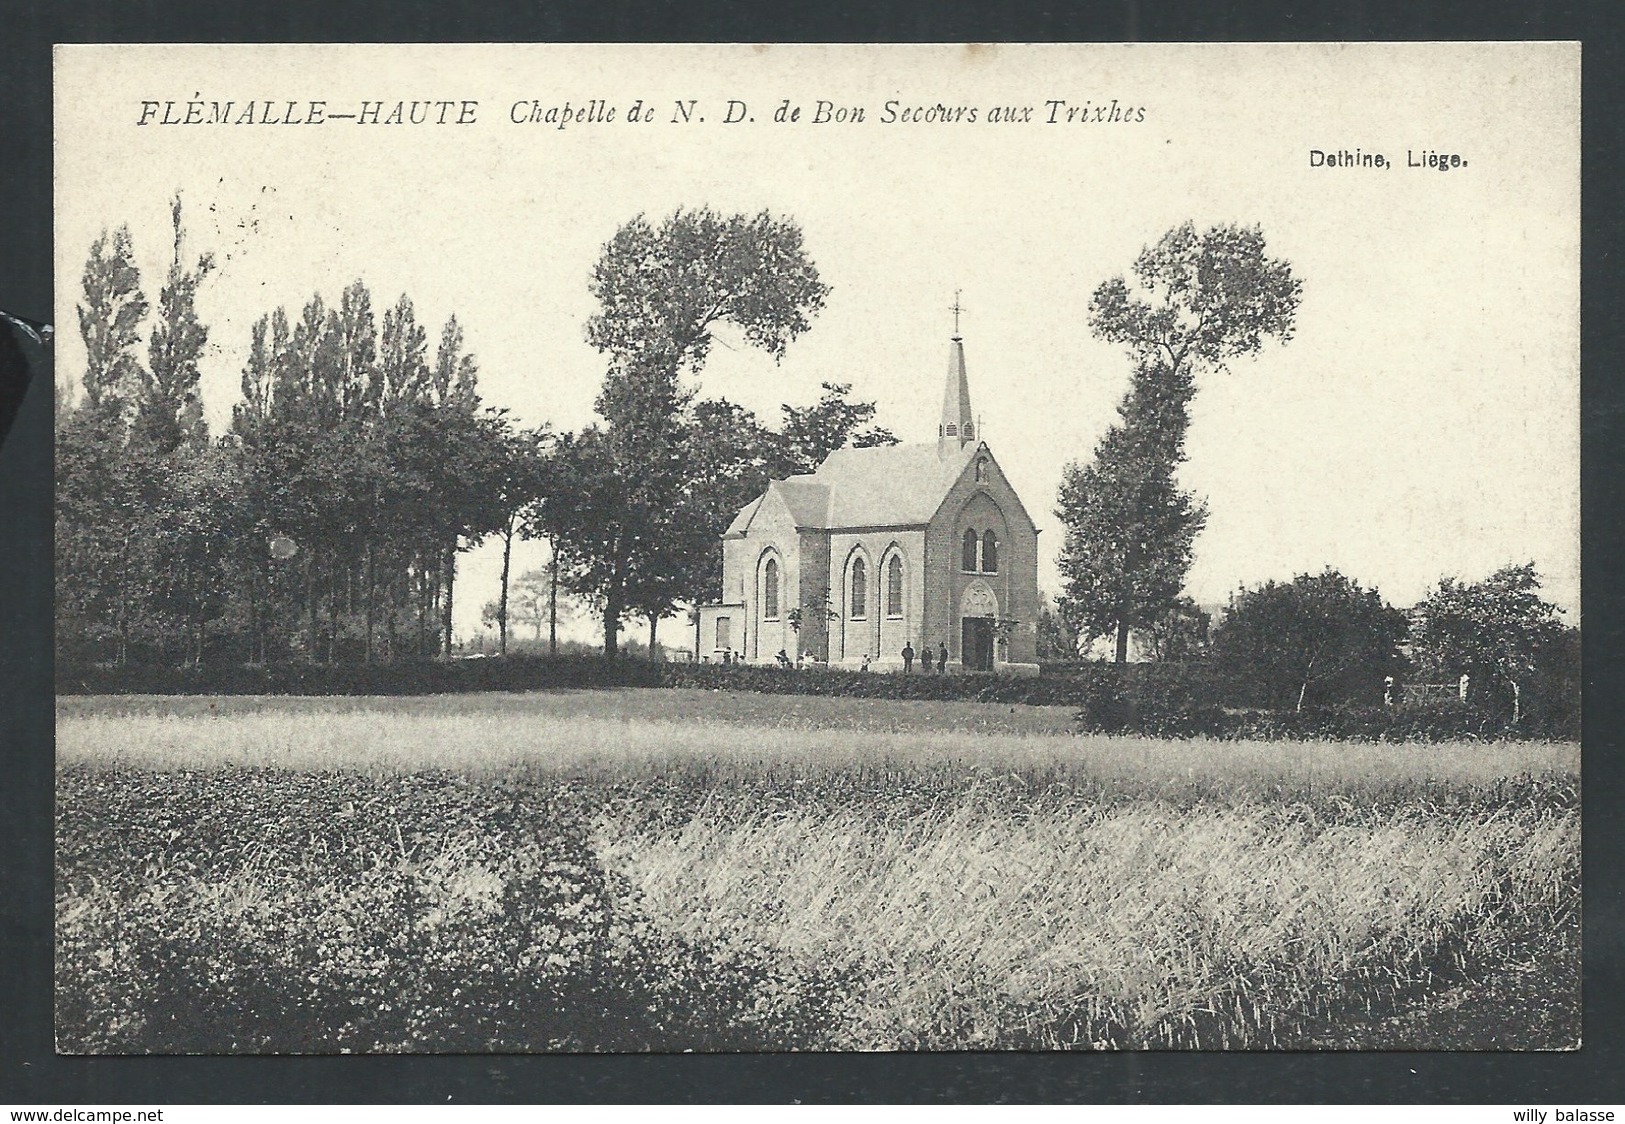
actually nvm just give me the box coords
[886,555,904,618]
[982,531,999,573]
[962,529,979,572]
[850,557,868,619]
[762,557,780,619]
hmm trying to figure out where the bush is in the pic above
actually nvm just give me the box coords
[1210,570,1408,710]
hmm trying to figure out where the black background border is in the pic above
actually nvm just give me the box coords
[3,0,1622,1105]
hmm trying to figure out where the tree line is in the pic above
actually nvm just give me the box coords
[57,204,891,667]
[58,203,1575,725]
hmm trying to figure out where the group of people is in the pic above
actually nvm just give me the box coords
[764,641,952,673]
[898,641,950,674]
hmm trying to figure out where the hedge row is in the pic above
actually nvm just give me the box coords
[1219,702,1577,743]
[57,653,667,697]
[57,655,1576,741]
[58,654,1222,707]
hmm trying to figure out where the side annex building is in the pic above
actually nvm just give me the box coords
[696,333,1040,674]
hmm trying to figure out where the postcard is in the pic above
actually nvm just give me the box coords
[53,42,1580,1053]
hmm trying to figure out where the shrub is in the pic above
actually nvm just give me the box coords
[1211,570,1408,710]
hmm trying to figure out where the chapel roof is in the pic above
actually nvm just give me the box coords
[726,440,980,534]
[771,477,832,526]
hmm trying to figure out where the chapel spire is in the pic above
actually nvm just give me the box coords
[938,292,975,457]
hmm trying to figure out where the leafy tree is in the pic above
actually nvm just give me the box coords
[373,294,431,417]
[532,427,635,654]
[425,401,513,659]
[1144,595,1212,663]
[538,420,699,658]
[573,208,830,656]
[585,207,829,375]
[223,281,505,665]
[61,206,239,665]
[659,398,776,655]
[775,380,898,476]
[1059,223,1301,663]
[75,225,148,420]
[1057,359,1208,663]
[1211,569,1407,711]
[1088,222,1302,378]
[508,565,577,646]
[56,408,145,663]
[1035,595,1082,661]
[592,358,698,658]
[1410,563,1566,724]
[60,227,151,661]
[148,440,247,664]
[432,314,480,411]
[482,423,552,655]
[136,196,215,453]
[57,226,534,670]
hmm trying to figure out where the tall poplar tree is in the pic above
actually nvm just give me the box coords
[59,225,150,661]
[75,225,148,421]
[1058,222,1301,662]
[136,196,216,453]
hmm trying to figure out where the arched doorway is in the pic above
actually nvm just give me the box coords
[960,580,998,672]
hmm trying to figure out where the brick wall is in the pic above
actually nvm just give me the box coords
[925,445,1040,667]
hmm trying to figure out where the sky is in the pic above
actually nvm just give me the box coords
[55,43,1581,646]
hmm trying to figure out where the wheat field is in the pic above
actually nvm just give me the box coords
[55,690,1580,1051]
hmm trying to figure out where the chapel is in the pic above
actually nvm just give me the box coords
[696,330,1041,674]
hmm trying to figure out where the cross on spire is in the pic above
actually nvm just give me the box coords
[950,290,967,338]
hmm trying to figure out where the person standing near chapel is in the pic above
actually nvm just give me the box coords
[901,641,915,673]
[921,646,934,674]
[938,641,949,673]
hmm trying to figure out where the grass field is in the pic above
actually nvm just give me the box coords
[56,688,1580,1052]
